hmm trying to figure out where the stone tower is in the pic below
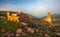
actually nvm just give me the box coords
[45,11,51,23]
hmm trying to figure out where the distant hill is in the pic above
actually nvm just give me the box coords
[40,13,60,20]
[25,13,38,20]
[52,13,60,19]
[0,11,7,16]
[0,11,38,20]
[0,11,17,17]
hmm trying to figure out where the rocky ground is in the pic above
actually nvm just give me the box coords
[0,19,60,37]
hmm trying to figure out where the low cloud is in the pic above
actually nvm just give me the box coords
[0,3,24,12]
[0,0,60,18]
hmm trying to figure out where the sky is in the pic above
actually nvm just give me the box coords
[0,0,60,18]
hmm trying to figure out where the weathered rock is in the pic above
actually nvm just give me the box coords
[16,28,22,34]
[27,27,35,33]
[15,33,20,37]
[1,28,7,32]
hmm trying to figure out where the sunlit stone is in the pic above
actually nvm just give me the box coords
[45,11,51,23]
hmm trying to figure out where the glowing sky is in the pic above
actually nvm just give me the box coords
[0,0,60,18]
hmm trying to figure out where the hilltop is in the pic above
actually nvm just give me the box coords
[0,11,38,20]
[52,13,60,19]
